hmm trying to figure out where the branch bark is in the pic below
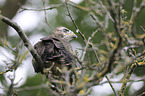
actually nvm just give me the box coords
[0,15,44,72]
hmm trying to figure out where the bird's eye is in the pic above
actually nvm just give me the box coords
[63,29,69,33]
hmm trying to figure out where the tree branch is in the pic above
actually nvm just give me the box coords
[65,0,86,42]
[0,15,44,72]
[119,63,138,96]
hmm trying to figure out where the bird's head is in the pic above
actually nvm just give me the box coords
[54,27,77,41]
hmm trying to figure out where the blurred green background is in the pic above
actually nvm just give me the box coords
[0,0,145,96]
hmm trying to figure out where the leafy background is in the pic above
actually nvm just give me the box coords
[0,0,145,96]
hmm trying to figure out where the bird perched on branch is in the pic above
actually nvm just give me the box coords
[32,27,77,75]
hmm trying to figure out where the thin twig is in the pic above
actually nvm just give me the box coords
[69,2,90,11]
[73,1,123,92]
[130,0,145,39]
[100,79,145,85]
[65,1,101,63]
[99,0,115,23]
[138,92,145,96]
[42,0,53,32]
[65,0,87,42]
[81,29,99,61]
[130,0,145,23]
[119,63,138,96]
[105,75,117,96]
[20,3,64,12]
[6,70,16,96]
[140,25,145,32]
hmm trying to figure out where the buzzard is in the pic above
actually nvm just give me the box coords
[32,27,77,75]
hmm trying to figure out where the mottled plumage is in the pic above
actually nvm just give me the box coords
[32,27,77,75]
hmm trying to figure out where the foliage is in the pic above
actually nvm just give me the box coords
[0,0,145,96]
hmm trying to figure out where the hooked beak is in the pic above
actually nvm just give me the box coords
[70,30,77,39]
[72,34,77,38]
[66,30,77,39]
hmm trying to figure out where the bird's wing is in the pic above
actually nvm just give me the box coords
[33,36,74,73]
[41,37,64,49]
[41,37,74,65]
[41,37,63,60]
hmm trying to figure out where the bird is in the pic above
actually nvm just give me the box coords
[32,27,77,75]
